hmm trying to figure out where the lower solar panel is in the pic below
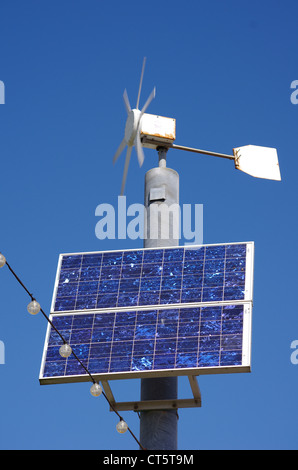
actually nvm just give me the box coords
[39,302,252,384]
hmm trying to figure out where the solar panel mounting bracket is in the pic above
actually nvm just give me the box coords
[102,376,202,412]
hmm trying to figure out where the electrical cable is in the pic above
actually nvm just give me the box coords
[1,254,146,450]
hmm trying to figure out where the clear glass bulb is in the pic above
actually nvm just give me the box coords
[90,382,102,397]
[59,343,72,358]
[116,420,128,434]
[0,254,6,268]
[27,300,41,315]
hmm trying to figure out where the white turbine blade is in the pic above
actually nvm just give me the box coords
[113,138,126,165]
[136,57,146,110]
[120,145,132,195]
[135,131,145,167]
[123,89,131,114]
[140,87,156,116]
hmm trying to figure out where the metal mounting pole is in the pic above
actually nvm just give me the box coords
[139,147,179,450]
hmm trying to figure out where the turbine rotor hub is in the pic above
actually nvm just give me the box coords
[125,109,142,146]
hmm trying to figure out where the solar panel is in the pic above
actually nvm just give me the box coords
[40,302,252,383]
[51,242,253,313]
[40,242,254,384]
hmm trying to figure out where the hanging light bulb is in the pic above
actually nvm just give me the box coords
[116,419,128,434]
[90,382,102,397]
[0,254,6,268]
[27,300,41,315]
[59,343,72,358]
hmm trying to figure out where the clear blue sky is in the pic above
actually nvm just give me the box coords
[0,0,297,450]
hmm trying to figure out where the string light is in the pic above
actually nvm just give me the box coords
[59,343,72,358]
[27,300,41,315]
[0,254,6,268]
[116,419,128,434]
[1,253,146,450]
[90,382,102,397]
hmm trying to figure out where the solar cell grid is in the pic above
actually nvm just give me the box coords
[53,243,250,313]
[41,303,249,382]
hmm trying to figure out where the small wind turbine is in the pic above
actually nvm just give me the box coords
[113,58,156,195]
[113,58,281,194]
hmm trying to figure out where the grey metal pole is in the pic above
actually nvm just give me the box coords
[139,147,179,450]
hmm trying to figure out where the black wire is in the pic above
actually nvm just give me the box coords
[2,255,146,450]
[5,260,67,346]
[5,260,35,300]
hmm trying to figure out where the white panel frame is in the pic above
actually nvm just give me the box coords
[242,303,252,368]
[244,241,254,302]
[50,254,64,313]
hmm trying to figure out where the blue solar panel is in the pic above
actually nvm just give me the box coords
[52,243,252,313]
[40,303,251,383]
[40,242,253,383]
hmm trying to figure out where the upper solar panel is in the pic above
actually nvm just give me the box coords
[51,242,254,313]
